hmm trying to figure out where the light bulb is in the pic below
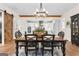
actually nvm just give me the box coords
[46,11,48,14]
[43,8,46,11]
[34,12,36,14]
[36,9,38,12]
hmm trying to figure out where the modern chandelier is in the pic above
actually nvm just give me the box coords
[34,3,48,17]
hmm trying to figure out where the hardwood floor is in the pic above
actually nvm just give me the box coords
[66,41,79,56]
[0,40,79,56]
[0,40,16,55]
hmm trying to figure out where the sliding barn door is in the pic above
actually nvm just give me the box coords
[4,11,13,43]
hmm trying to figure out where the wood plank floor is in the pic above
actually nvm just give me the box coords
[0,40,79,56]
[0,40,16,55]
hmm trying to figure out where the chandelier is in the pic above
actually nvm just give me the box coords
[34,3,48,17]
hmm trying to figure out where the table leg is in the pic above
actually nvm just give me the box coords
[16,42,19,56]
[25,45,28,56]
[62,43,65,56]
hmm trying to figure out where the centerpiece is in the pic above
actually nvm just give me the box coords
[33,21,47,38]
[33,29,47,38]
[33,26,47,38]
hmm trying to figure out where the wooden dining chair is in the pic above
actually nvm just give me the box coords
[25,34,38,56]
[41,34,55,56]
[52,31,65,55]
[15,30,25,49]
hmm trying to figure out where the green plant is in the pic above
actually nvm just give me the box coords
[34,29,45,32]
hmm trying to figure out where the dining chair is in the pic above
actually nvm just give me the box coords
[58,31,65,52]
[25,34,38,56]
[41,34,55,56]
[53,31,65,55]
[15,30,25,49]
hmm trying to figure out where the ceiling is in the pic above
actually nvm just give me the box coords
[3,3,79,15]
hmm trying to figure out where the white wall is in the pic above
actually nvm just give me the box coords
[61,4,79,41]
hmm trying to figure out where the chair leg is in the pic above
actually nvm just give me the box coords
[41,43,44,56]
[35,47,38,56]
[52,43,54,56]
[42,49,44,56]
[25,46,28,56]
[51,47,53,56]
[42,47,44,56]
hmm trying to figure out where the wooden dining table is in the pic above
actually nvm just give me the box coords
[14,36,67,56]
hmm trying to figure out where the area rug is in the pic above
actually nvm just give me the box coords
[11,47,63,56]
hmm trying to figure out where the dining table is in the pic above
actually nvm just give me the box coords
[14,36,67,56]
